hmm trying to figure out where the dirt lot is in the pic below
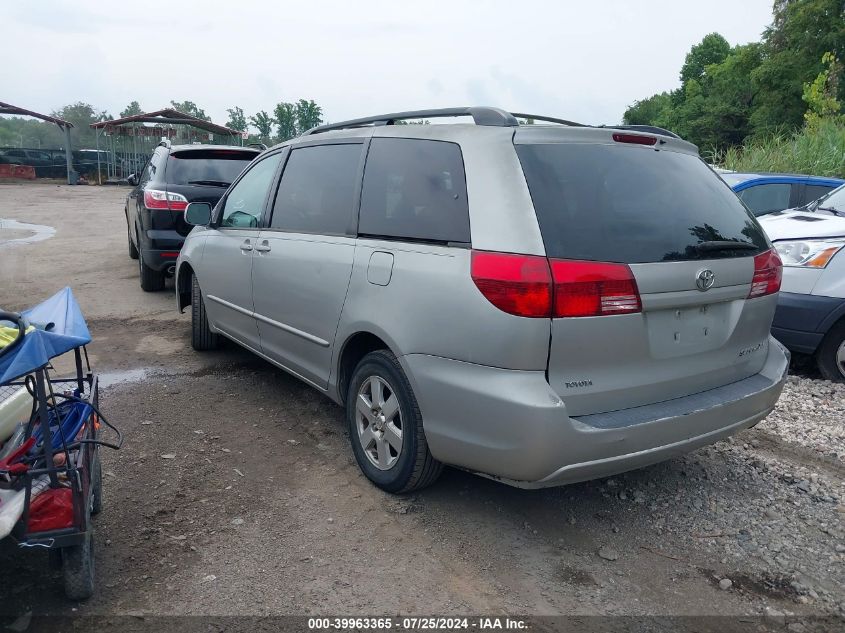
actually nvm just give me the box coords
[0,183,843,626]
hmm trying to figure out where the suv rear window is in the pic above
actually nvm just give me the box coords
[166,149,257,187]
[516,143,768,263]
[359,138,470,243]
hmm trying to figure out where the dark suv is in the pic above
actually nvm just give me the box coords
[125,141,260,290]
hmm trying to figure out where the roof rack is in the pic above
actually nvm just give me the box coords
[247,142,267,150]
[157,139,172,149]
[511,113,586,127]
[602,124,680,139]
[301,107,519,136]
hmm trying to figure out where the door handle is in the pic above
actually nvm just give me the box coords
[255,241,271,253]
[240,240,253,252]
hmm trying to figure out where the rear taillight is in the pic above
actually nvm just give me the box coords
[550,259,641,317]
[144,189,188,211]
[470,251,552,317]
[471,251,642,318]
[749,249,782,298]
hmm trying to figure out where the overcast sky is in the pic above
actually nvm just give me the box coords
[2,0,775,128]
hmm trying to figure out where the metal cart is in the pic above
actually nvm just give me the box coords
[0,288,121,600]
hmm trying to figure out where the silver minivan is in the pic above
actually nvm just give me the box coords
[175,107,789,493]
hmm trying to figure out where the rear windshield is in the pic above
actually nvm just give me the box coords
[516,144,769,263]
[166,150,257,187]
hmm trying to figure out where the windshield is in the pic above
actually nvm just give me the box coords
[166,150,257,186]
[516,143,769,263]
[810,183,845,214]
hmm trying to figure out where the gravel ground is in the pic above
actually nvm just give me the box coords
[0,183,843,628]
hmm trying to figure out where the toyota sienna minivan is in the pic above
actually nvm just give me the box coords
[174,107,789,493]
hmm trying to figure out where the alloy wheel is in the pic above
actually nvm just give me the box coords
[355,375,402,470]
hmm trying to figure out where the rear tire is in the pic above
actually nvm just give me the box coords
[191,275,219,351]
[138,242,165,292]
[62,509,95,600]
[347,350,442,493]
[127,223,139,260]
[816,320,845,382]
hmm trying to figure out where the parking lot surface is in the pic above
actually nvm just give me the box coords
[0,183,843,620]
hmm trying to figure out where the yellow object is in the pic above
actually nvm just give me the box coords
[0,325,33,349]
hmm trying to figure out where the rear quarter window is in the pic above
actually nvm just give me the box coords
[516,143,769,263]
[359,138,470,243]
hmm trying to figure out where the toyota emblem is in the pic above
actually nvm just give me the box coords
[696,269,715,291]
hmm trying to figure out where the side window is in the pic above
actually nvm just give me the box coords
[738,183,792,216]
[270,144,362,234]
[359,138,470,243]
[219,152,283,229]
[804,184,836,205]
[139,151,160,186]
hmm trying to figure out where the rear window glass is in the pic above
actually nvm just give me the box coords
[166,150,257,187]
[359,138,470,243]
[516,143,768,263]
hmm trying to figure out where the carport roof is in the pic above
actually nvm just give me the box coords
[0,101,74,128]
[90,108,238,136]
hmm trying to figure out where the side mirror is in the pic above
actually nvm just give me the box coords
[126,173,138,186]
[185,202,213,226]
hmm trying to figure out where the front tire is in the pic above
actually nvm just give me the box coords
[816,320,845,382]
[347,350,442,493]
[191,274,219,351]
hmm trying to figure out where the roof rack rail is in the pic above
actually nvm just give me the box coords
[247,142,267,150]
[158,138,172,148]
[602,124,680,139]
[511,113,586,127]
[301,107,518,136]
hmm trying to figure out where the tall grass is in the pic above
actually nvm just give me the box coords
[715,120,845,177]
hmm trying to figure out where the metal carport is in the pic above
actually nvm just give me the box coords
[0,101,76,184]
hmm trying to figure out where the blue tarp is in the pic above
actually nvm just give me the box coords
[0,287,91,385]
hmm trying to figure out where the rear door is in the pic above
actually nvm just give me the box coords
[516,134,776,416]
[164,148,258,237]
[252,141,364,388]
[199,151,284,351]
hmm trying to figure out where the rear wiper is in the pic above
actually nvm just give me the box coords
[695,240,758,252]
[187,180,231,187]
[816,206,842,216]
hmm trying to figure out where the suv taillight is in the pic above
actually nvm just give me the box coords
[471,251,642,318]
[144,189,188,211]
[550,259,641,317]
[749,249,782,298]
[470,251,552,317]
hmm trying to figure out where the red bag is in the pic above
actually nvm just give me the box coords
[27,487,74,533]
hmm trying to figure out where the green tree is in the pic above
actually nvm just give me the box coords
[294,99,323,133]
[680,33,731,85]
[169,100,211,121]
[51,103,111,147]
[803,52,843,127]
[623,92,672,126]
[120,101,143,118]
[226,106,248,132]
[249,110,274,143]
[274,102,298,141]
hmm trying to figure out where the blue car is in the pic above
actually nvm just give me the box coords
[720,172,844,217]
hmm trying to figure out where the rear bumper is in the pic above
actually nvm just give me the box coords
[402,337,789,488]
[140,230,185,273]
[771,292,845,354]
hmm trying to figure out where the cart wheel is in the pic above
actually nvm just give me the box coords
[91,456,103,516]
[62,528,95,601]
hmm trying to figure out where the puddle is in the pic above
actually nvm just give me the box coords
[0,219,56,250]
[98,368,153,388]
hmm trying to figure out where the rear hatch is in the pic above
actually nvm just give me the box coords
[515,130,778,416]
[165,148,258,236]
